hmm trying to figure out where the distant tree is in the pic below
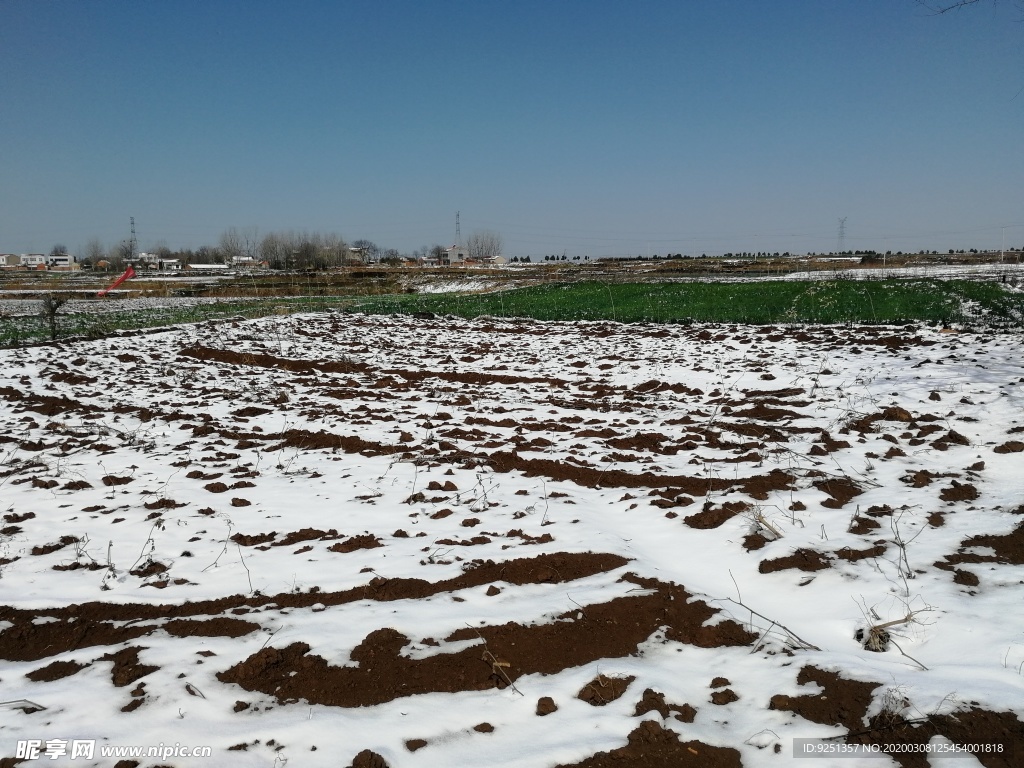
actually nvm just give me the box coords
[192,245,218,265]
[351,239,380,263]
[466,231,502,261]
[50,244,68,258]
[219,228,244,263]
[259,233,287,268]
[115,240,134,266]
[81,239,105,269]
[429,244,446,262]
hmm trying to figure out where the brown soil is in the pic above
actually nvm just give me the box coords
[216,573,755,707]
[0,552,628,662]
[742,532,769,551]
[0,386,101,417]
[942,521,1024,566]
[30,535,79,556]
[953,568,980,586]
[813,477,863,508]
[848,406,915,434]
[537,696,559,715]
[633,688,696,722]
[143,497,185,510]
[25,659,88,682]
[327,534,382,553]
[683,501,749,529]
[939,481,979,502]
[349,749,390,768]
[554,720,741,768]
[577,674,636,706]
[487,450,795,496]
[100,646,158,687]
[231,532,276,546]
[179,345,566,389]
[848,515,881,535]
[273,528,340,546]
[770,665,1022,768]
[902,470,943,488]
[179,346,371,375]
[835,543,887,562]
[759,548,832,573]
[129,560,168,578]
[101,474,134,486]
[710,688,739,705]
[162,618,260,638]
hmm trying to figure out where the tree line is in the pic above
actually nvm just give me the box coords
[73,227,503,270]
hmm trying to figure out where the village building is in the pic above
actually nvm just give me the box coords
[443,245,469,266]
[138,252,182,270]
[47,253,77,269]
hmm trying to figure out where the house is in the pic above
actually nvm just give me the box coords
[47,254,77,269]
[22,254,47,267]
[138,252,182,270]
[0,254,20,268]
[444,245,468,266]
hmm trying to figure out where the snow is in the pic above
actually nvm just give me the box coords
[778,263,1024,282]
[0,312,1022,767]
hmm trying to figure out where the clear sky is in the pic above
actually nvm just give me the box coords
[2,0,1022,259]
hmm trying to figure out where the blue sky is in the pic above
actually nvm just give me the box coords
[2,0,1022,258]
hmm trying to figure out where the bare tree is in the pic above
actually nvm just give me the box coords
[466,230,503,261]
[350,239,380,263]
[111,241,134,268]
[83,238,105,269]
[241,227,259,262]
[219,228,244,264]
[40,294,70,341]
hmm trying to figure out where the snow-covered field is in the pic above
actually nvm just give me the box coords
[1,313,1022,767]
[778,263,1024,283]
[0,296,258,319]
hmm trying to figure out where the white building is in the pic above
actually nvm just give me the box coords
[47,254,76,269]
[444,245,468,266]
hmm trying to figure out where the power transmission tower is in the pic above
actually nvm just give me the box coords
[837,217,847,254]
[455,211,461,246]
[129,217,138,261]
